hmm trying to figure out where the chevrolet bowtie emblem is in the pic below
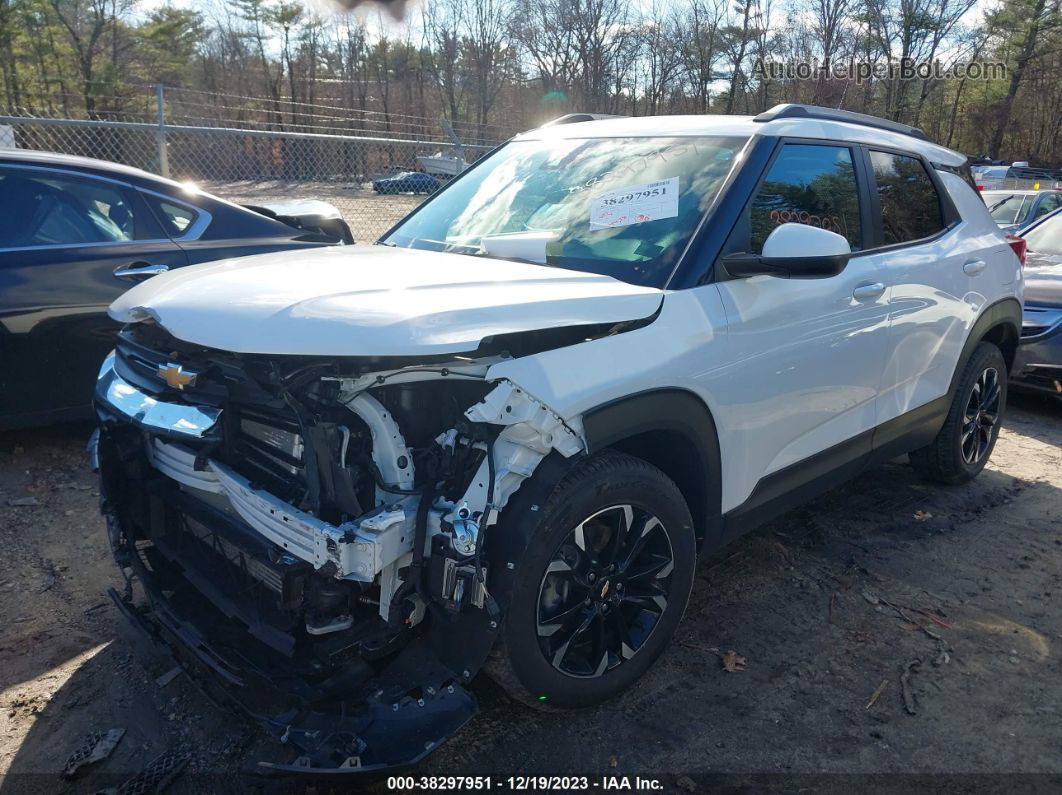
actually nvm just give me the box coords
[157,363,198,390]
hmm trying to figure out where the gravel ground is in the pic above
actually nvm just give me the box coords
[0,394,1059,792]
[202,180,427,243]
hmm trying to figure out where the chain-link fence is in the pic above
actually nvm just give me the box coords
[982,177,1062,191]
[0,87,501,242]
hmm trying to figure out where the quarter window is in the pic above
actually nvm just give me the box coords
[138,191,202,239]
[0,169,138,247]
[154,199,198,236]
[749,144,862,253]
[869,151,945,244]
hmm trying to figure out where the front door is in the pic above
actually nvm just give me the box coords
[701,142,891,511]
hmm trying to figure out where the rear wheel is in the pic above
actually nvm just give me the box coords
[910,342,1007,485]
[486,451,696,709]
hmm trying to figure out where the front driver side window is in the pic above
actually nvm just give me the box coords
[749,144,862,254]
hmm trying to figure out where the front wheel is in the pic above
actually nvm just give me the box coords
[486,451,696,709]
[910,341,1008,485]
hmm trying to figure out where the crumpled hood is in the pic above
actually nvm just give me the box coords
[108,245,663,356]
[1024,252,1062,306]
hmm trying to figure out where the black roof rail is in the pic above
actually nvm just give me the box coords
[540,113,627,127]
[753,104,928,142]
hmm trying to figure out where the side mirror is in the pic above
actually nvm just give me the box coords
[723,223,852,279]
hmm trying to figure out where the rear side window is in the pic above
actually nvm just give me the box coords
[869,151,945,245]
[0,168,139,248]
[749,144,862,253]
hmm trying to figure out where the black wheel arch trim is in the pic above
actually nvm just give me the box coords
[580,388,723,554]
[952,297,1022,387]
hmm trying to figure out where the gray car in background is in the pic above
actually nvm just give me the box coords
[982,189,1062,233]
[1015,209,1062,397]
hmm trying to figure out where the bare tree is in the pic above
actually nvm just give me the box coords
[722,0,756,113]
[463,0,511,140]
[809,0,853,104]
[639,0,685,114]
[423,0,464,122]
[514,0,635,113]
[682,0,726,112]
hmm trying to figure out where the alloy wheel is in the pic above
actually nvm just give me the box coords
[961,366,1001,465]
[535,504,675,678]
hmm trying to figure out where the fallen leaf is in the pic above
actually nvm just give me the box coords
[913,510,933,521]
[608,755,618,768]
[864,679,889,710]
[721,650,747,673]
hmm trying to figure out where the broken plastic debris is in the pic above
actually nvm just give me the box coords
[62,727,125,778]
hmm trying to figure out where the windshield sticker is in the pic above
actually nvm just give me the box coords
[590,177,679,229]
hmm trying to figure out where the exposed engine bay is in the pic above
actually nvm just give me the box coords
[93,320,585,772]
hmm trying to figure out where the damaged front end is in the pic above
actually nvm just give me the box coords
[93,321,583,774]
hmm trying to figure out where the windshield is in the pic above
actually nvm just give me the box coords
[382,136,747,287]
[1024,213,1062,255]
[986,194,1029,224]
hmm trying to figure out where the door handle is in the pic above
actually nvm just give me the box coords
[852,282,886,301]
[113,262,169,281]
[963,259,987,276]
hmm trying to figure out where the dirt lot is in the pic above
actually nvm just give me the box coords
[202,180,426,243]
[0,394,1060,792]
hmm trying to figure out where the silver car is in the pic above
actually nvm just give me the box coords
[983,189,1062,234]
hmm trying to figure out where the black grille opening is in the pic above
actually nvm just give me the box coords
[222,404,308,503]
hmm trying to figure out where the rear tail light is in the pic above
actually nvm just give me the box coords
[977,184,984,191]
[1005,233,1027,266]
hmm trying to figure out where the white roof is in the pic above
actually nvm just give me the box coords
[516,113,967,167]
[981,189,1050,197]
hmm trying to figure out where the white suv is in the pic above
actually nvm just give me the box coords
[93,104,1023,774]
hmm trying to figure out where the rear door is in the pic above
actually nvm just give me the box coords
[0,166,188,425]
[857,148,983,433]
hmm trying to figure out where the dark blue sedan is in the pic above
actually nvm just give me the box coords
[0,150,346,429]
[1015,209,1062,397]
[371,171,440,195]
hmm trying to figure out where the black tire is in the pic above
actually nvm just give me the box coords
[910,342,1007,485]
[485,451,696,709]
